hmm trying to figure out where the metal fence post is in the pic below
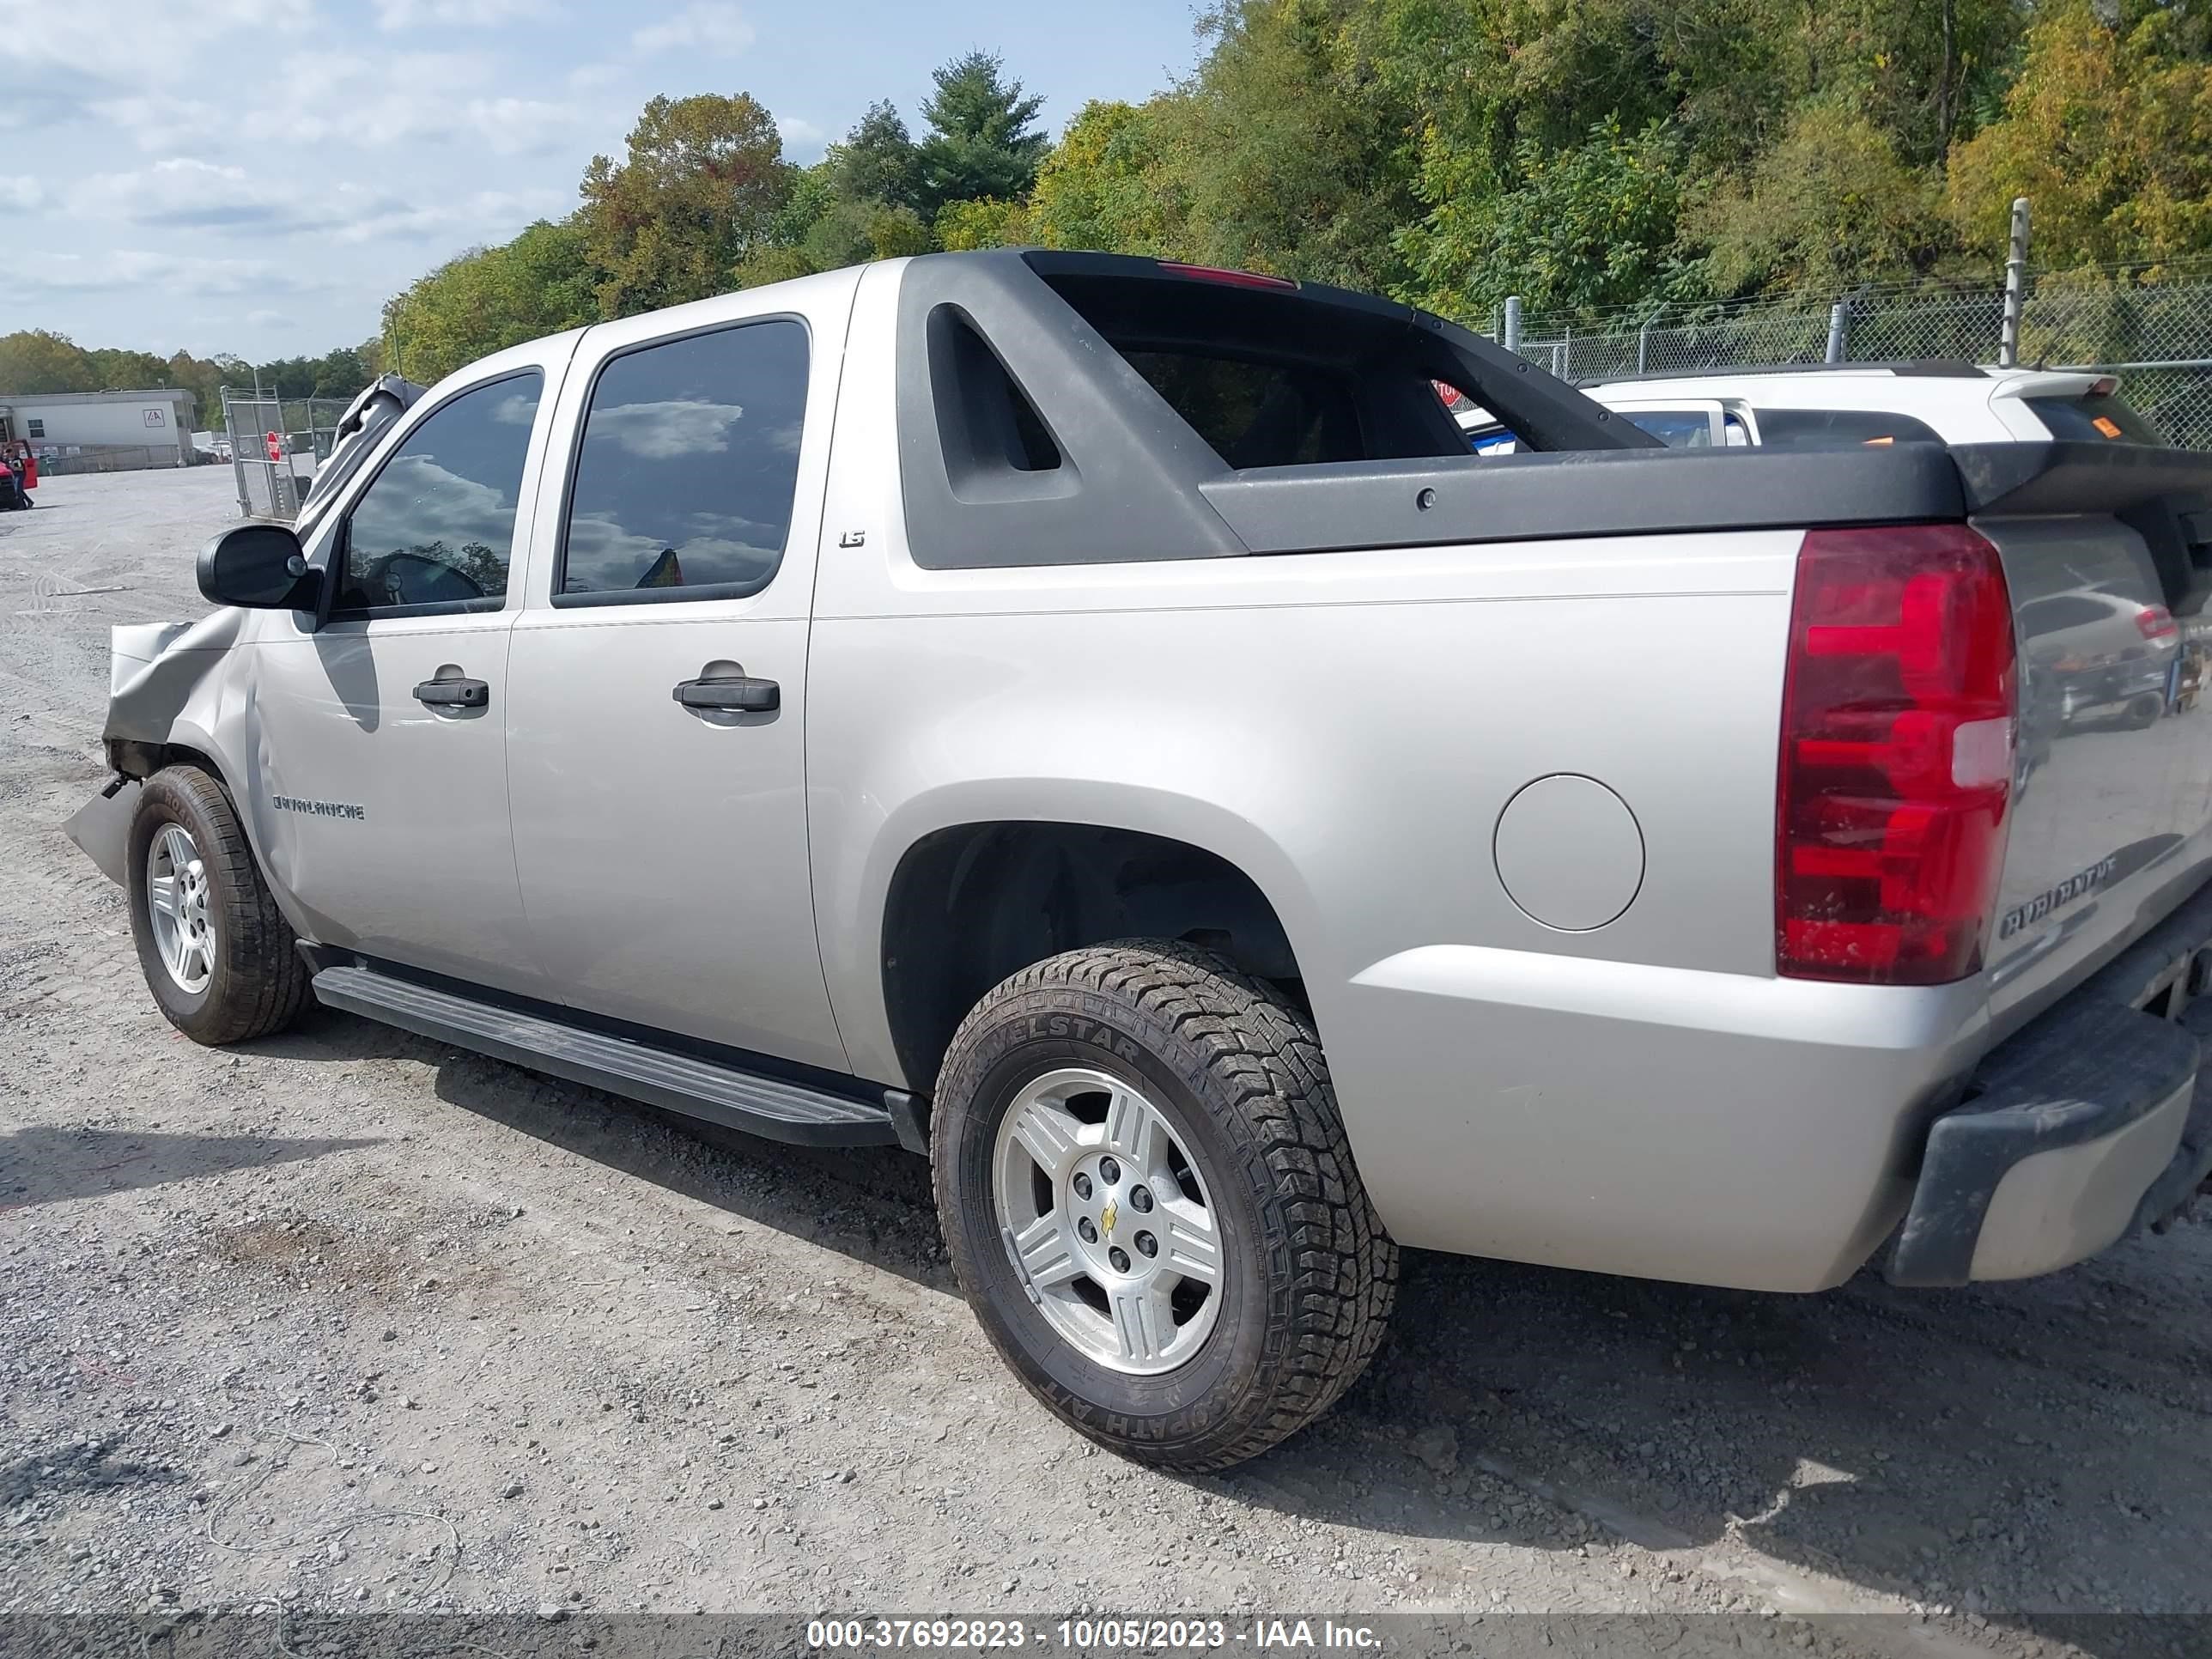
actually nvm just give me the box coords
[1638,322,1651,374]
[1502,295,1522,356]
[1999,197,2031,368]
[1826,301,1851,364]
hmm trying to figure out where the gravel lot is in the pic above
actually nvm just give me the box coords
[2,470,2208,1656]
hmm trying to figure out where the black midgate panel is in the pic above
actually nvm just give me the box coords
[1198,444,1969,555]
[895,252,1249,569]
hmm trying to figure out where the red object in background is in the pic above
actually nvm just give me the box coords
[264,431,283,463]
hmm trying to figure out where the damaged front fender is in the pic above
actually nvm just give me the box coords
[65,609,251,888]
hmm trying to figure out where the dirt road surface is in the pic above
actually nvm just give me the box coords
[3,471,2208,1656]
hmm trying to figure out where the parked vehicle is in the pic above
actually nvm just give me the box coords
[1455,362,2164,452]
[68,252,2212,1470]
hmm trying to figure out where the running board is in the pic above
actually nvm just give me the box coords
[311,965,900,1149]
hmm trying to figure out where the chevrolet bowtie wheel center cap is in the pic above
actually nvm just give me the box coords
[993,1066,1225,1375]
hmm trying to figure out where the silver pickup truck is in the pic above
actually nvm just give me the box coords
[67,252,2212,1470]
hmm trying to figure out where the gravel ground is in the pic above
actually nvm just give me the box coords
[2,470,2209,1656]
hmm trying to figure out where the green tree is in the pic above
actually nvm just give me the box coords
[1399,117,1696,320]
[1696,100,1954,294]
[1947,0,2212,271]
[1159,1,1421,292]
[830,100,922,211]
[1026,100,1189,255]
[580,92,793,318]
[915,51,1048,216]
[383,218,601,384]
[0,330,97,393]
[935,195,1033,250]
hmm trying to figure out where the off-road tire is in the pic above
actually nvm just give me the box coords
[931,939,1396,1470]
[126,765,308,1045]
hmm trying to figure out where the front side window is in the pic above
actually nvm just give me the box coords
[559,319,810,603]
[334,373,542,615]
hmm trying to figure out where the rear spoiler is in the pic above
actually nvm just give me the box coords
[1954,441,2212,617]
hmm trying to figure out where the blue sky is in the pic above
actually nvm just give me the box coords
[1,1,1205,363]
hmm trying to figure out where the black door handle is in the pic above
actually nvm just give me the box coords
[413,677,489,708]
[673,674,779,713]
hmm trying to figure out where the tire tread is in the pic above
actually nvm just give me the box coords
[933,939,1396,1471]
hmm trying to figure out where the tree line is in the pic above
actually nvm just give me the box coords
[384,1,2212,384]
[27,1,2209,399]
[0,330,384,425]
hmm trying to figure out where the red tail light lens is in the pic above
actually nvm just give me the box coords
[2137,604,2179,641]
[1777,525,2018,984]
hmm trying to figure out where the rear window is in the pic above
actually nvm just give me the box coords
[2026,392,2165,446]
[1036,267,1477,469]
[1122,352,1363,468]
[1756,408,1944,449]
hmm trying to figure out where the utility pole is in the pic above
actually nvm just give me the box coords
[1998,198,2031,369]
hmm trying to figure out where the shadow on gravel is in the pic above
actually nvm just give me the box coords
[1218,1242,2211,1645]
[0,1125,380,1211]
[241,1009,2211,1644]
[251,1005,948,1291]
[0,1436,186,1506]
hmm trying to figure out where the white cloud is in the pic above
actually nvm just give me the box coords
[0,250,317,300]
[374,0,550,27]
[632,3,754,58]
[589,399,747,460]
[80,158,343,234]
[0,176,44,210]
[776,115,825,149]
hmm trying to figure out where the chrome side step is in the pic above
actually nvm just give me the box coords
[311,965,900,1149]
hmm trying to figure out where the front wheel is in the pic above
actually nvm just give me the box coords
[931,940,1396,1471]
[126,766,308,1044]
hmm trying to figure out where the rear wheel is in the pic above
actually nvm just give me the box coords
[931,940,1395,1470]
[126,766,308,1045]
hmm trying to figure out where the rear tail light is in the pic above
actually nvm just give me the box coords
[2137,604,2179,641]
[1777,525,2018,984]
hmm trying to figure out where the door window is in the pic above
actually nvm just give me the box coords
[556,319,811,605]
[332,373,543,617]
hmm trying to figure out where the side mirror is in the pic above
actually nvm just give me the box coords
[197,522,320,613]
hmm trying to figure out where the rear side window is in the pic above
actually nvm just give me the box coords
[334,372,542,617]
[2027,392,2165,446]
[557,319,809,605]
[1756,408,1943,450]
[1121,351,1364,468]
[1618,409,1715,448]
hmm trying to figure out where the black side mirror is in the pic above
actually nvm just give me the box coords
[197,522,320,613]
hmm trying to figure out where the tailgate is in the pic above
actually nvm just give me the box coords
[1955,441,2212,1023]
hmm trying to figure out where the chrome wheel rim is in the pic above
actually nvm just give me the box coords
[991,1066,1224,1376]
[146,823,215,994]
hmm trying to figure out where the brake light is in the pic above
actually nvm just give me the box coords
[1155,261,1298,291]
[2137,604,2179,641]
[1777,525,2018,984]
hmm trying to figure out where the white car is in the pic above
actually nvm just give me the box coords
[1454,363,2164,452]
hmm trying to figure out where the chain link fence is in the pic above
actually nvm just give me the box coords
[221,389,351,520]
[1499,269,2212,449]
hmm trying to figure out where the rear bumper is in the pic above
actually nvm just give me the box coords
[1887,889,2212,1286]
